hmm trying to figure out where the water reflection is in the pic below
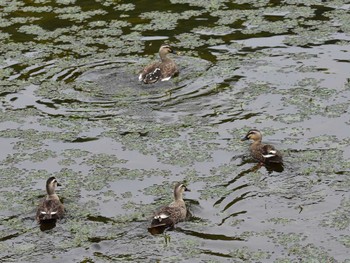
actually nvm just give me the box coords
[176,227,244,241]
[240,156,285,173]
[147,225,167,235]
[39,220,57,231]
[264,162,284,173]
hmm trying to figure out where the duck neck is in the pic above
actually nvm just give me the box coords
[252,139,261,145]
[159,52,169,62]
[46,185,58,199]
[46,193,59,200]
[174,190,183,202]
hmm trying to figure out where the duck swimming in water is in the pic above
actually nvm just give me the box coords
[148,183,190,234]
[139,44,178,84]
[36,176,64,223]
[241,129,283,165]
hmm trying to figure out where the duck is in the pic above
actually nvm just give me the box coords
[241,129,283,165]
[149,183,190,233]
[36,176,64,223]
[139,44,179,84]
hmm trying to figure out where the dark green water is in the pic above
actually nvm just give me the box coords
[0,0,350,262]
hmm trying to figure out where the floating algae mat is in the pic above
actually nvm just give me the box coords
[0,0,349,262]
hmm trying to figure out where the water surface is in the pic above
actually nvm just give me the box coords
[0,0,350,262]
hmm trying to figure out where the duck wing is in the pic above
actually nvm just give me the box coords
[151,206,184,228]
[160,60,178,81]
[262,145,283,163]
[36,199,64,222]
[139,62,162,84]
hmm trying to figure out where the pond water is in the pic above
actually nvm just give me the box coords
[0,0,350,262]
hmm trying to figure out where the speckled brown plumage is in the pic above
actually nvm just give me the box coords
[149,183,189,231]
[139,44,178,84]
[241,129,283,165]
[36,177,64,222]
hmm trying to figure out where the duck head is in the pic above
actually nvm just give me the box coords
[159,44,176,59]
[46,176,61,195]
[241,129,262,142]
[174,182,190,200]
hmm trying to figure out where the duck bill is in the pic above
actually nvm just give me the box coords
[57,182,62,187]
[184,187,191,192]
[171,49,177,55]
[241,136,249,141]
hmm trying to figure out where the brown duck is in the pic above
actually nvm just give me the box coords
[36,177,64,222]
[241,129,283,165]
[149,183,190,233]
[139,44,178,84]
